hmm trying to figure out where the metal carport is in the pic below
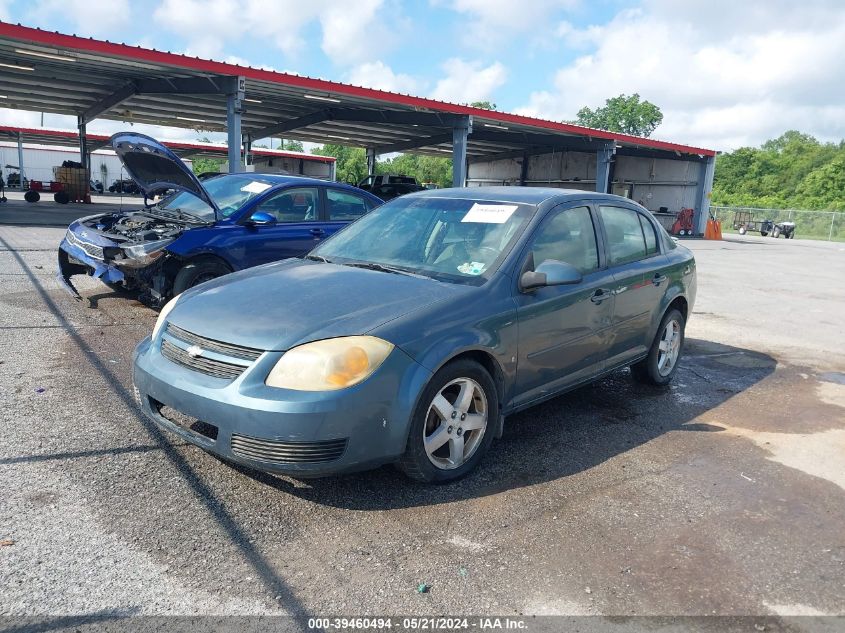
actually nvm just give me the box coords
[0,21,716,234]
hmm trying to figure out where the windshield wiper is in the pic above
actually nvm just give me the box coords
[341,261,430,279]
[151,207,210,225]
[305,254,332,263]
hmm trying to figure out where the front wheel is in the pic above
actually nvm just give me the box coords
[631,308,685,386]
[397,359,498,483]
[772,227,781,238]
[738,226,747,235]
[172,260,231,296]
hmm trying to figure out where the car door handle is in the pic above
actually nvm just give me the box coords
[590,289,612,304]
[309,228,324,237]
[652,273,668,286]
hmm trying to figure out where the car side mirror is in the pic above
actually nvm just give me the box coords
[520,259,583,291]
[247,211,276,226]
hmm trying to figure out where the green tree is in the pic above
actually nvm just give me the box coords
[283,139,304,152]
[470,101,497,110]
[378,153,453,188]
[574,93,663,137]
[312,144,368,184]
[712,130,845,211]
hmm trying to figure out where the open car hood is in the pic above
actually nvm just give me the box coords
[109,132,220,215]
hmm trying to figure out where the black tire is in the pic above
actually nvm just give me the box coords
[24,190,40,203]
[54,191,70,204]
[772,227,781,238]
[631,308,685,386]
[172,260,231,295]
[760,231,768,237]
[738,226,747,235]
[397,359,498,483]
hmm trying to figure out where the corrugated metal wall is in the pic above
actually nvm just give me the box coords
[0,142,192,189]
[467,150,699,215]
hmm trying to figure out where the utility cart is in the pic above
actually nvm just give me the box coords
[732,210,795,238]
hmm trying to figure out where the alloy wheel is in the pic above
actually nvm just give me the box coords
[423,377,488,470]
[657,319,682,376]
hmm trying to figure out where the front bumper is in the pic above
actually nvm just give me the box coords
[132,333,433,477]
[57,230,124,299]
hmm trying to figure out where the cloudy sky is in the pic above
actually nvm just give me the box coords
[1,0,844,151]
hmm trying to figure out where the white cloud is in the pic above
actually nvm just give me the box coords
[436,0,579,48]
[0,0,11,21]
[25,0,132,37]
[430,58,507,104]
[346,61,422,93]
[153,0,395,65]
[515,0,845,150]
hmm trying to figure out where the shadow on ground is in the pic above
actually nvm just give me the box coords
[230,338,777,510]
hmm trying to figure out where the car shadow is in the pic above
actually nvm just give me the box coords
[229,338,777,510]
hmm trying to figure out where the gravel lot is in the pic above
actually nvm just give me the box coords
[1,218,843,623]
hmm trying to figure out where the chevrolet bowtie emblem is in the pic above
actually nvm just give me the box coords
[186,345,203,358]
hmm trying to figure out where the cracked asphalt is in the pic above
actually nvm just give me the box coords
[1,209,843,623]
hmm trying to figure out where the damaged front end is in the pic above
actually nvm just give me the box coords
[57,211,186,306]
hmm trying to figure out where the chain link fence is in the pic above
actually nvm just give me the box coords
[710,206,844,241]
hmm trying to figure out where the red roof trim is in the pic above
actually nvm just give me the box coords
[0,125,336,162]
[0,22,716,157]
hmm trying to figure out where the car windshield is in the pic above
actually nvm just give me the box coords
[156,175,275,221]
[311,196,535,284]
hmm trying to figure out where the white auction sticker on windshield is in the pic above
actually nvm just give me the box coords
[461,203,518,224]
[240,181,272,194]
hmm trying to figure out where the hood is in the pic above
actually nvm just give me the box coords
[167,259,470,351]
[109,132,219,215]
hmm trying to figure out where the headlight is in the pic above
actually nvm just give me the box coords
[266,336,394,391]
[152,294,180,340]
[120,238,174,267]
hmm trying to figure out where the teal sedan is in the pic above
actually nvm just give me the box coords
[132,187,695,482]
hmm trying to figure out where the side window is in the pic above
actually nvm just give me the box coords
[639,213,658,255]
[529,206,599,274]
[326,189,372,221]
[600,206,647,265]
[256,188,318,223]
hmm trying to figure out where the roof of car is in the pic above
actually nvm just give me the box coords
[404,186,628,205]
[215,173,378,196]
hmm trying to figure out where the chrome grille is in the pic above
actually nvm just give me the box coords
[231,434,347,464]
[66,230,104,260]
[161,339,246,380]
[165,323,262,361]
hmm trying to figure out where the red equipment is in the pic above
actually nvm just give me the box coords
[671,207,695,236]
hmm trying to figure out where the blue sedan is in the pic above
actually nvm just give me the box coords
[58,132,382,305]
[132,187,696,482]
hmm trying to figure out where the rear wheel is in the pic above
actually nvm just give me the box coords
[54,191,69,204]
[631,308,685,386]
[397,359,497,483]
[738,226,747,235]
[172,260,231,295]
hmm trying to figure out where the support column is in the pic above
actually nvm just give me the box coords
[694,155,716,236]
[595,142,615,193]
[329,160,337,182]
[77,116,88,170]
[17,132,24,189]
[452,115,472,187]
[519,151,529,186]
[366,147,376,177]
[243,134,252,169]
[226,80,245,173]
